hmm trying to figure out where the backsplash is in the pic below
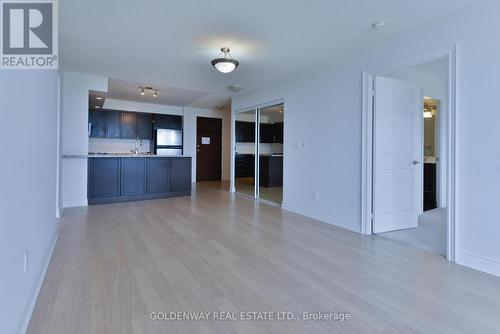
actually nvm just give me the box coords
[89,138,152,154]
[235,143,283,155]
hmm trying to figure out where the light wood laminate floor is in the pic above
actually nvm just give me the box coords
[28,182,500,334]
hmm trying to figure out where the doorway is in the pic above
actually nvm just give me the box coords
[362,48,456,260]
[196,117,222,181]
[234,103,284,205]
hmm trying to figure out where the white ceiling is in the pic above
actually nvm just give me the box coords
[106,79,210,106]
[60,0,483,109]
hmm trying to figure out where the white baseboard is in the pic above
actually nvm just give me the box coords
[62,199,88,208]
[282,202,361,233]
[19,233,59,334]
[456,251,500,277]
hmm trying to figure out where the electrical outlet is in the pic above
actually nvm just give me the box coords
[313,191,319,201]
[24,252,29,273]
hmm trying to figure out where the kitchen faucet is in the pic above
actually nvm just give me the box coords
[132,137,143,154]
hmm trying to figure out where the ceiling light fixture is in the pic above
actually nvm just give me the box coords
[96,96,103,100]
[211,47,239,73]
[94,106,100,109]
[423,111,433,118]
[228,84,244,93]
[372,21,387,31]
[139,86,159,97]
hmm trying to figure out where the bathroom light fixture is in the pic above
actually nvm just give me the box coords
[211,47,239,73]
[139,86,159,97]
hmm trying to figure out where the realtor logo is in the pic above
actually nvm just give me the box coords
[1,1,58,69]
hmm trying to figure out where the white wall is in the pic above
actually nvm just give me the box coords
[0,71,59,334]
[232,1,500,276]
[60,72,108,208]
[385,67,447,98]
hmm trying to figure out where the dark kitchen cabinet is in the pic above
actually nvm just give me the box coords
[170,158,192,192]
[136,113,153,139]
[262,122,284,144]
[148,158,171,195]
[89,110,106,138]
[167,115,183,130]
[88,157,191,204]
[88,158,120,199]
[259,155,283,187]
[235,121,255,143]
[259,123,274,143]
[121,158,146,196]
[153,114,168,129]
[106,110,120,138]
[90,111,182,140]
[120,112,136,139]
[235,154,255,178]
[273,122,284,143]
[153,114,182,130]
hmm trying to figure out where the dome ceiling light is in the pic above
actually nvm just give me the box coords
[211,47,239,73]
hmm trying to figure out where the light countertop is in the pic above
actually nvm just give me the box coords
[63,153,192,159]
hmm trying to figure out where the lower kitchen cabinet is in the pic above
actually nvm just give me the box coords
[148,158,171,195]
[88,157,191,204]
[121,158,147,196]
[88,158,121,199]
[170,158,192,192]
[259,156,283,187]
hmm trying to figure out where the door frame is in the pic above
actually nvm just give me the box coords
[361,46,457,261]
[230,98,285,206]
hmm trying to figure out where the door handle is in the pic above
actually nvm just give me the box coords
[413,160,421,165]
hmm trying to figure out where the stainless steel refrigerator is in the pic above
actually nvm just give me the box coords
[155,129,183,156]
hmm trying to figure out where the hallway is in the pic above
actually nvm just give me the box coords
[378,208,447,256]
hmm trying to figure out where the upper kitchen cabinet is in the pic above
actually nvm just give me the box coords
[136,113,153,139]
[153,114,167,129]
[89,110,106,138]
[260,122,283,144]
[259,123,274,143]
[120,112,136,139]
[106,110,121,138]
[152,114,182,130]
[235,121,255,143]
[167,115,183,130]
[273,122,284,144]
[89,110,180,140]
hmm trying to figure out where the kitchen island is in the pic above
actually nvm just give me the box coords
[82,154,191,204]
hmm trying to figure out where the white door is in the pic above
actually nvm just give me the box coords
[373,77,423,233]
